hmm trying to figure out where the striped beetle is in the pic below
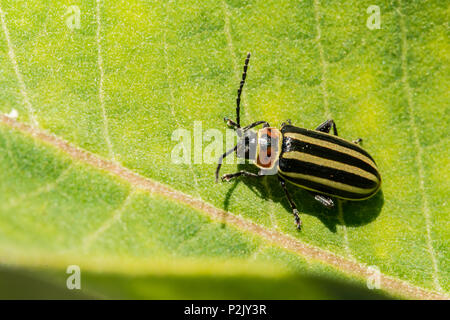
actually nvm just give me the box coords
[216,53,381,229]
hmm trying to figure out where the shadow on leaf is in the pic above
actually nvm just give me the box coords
[222,163,384,232]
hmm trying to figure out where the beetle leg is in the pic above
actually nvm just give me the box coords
[317,120,364,145]
[224,118,269,136]
[215,145,238,182]
[281,119,292,127]
[221,170,263,182]
[315,119,338,136]
[278,176,302,230]
[242,120,270,132]
[309,192,335,208]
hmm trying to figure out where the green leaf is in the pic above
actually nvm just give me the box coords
[0,0,448,299]
[0,124,391,299]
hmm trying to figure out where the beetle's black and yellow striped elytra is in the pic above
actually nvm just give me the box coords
[215,53,381,230]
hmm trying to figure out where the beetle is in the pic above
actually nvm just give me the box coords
[215,53,381,229]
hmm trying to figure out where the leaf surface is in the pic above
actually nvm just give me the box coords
[0,0,448,298]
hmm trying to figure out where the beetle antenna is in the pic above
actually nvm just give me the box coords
[236,52,251,129]
[215,145,238,182]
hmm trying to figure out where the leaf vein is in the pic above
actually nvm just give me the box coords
[81,190,135,251]
[96,0,115,160]
[397,0,442,292]
[163,3,202,200]
[0,5,38,126]
[312,0,352,258]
